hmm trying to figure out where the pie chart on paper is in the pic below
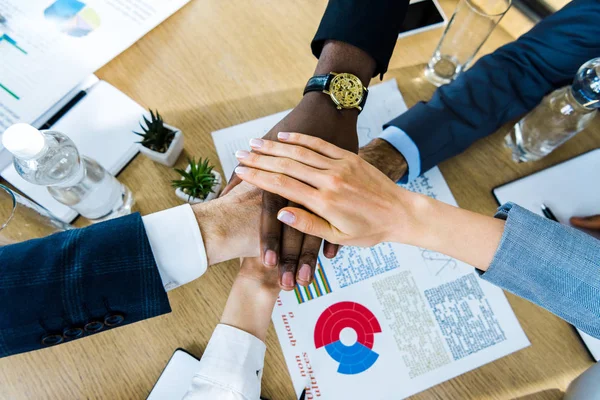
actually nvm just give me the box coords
[44,0,101,38]
[314,301,382,375]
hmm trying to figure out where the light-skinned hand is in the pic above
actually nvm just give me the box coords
[234,132,424,247]
[233,132,506,272]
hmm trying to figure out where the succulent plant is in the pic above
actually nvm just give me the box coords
[172,157,217,200]
[134,110,175,153]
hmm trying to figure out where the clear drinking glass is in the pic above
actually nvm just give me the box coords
[424,0,512,86]
[0,184,72,245]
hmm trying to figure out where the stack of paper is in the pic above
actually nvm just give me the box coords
[0,0,190,132]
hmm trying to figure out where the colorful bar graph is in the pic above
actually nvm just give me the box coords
[294,259,333,304]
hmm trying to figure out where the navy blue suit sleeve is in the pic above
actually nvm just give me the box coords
[385,0,600,173]
[312,0,409,77]
[0,213,171,358]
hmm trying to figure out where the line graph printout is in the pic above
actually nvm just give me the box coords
[272,166,530,399]
[0,0,190,133]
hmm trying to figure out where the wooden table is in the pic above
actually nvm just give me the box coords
[1,1,598,399]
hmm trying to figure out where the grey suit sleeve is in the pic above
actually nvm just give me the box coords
[479,203,600,338]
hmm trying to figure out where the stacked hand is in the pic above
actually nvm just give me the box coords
[234,132,423,247]
[237,257,280,294]
[192,181,262,266]
[219,39,385,291]
[223,93,359,290]
[220,257,280,343]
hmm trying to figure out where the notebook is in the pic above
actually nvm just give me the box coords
[493,148,600,361]
[1,80,143,223]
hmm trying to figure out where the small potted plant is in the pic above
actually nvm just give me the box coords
[135,110,184,167]
[172,157,223,204]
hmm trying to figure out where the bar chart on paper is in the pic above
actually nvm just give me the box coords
[293,259,333,304]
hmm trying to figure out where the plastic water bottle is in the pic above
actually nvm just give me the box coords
[1,124,134,222]
[505,57,600,162]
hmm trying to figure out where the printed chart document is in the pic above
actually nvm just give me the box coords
[212,79,530,399]
[0,0,190,132]
[273,170,530,399]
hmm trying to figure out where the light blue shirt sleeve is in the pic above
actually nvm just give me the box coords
[479,202,600,339]
[379,126,421,183]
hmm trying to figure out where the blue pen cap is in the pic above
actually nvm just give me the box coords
[571,57,600,109]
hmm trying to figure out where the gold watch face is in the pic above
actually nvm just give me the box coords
[328,73,364,109]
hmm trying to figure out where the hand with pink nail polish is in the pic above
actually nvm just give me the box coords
[234,132,508,272]
[235,132,406,248]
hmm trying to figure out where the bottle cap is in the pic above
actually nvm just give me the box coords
[571,57,600,109]
[2,123,46,159]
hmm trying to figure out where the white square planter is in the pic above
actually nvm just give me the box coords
[175,168,222,204]
[138,125,184,167]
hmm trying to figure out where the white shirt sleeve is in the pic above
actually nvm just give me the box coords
[379,125,421,183]
[141,204,208,291]
[183,324,267,400]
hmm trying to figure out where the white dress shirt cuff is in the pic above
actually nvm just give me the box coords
[142,204,208,291]
[190,324,266,399]
[379,125,421,183]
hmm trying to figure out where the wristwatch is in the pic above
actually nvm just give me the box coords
[303,72,368,112]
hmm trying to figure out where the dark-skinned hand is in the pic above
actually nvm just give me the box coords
[222,92,359,291]
[222,40,376,291]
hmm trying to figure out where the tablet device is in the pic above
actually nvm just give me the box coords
[398,0,447,39]
[147,348,200,400]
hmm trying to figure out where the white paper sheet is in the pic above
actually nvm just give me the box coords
[212,79,408,180]
[0,0,190,132]
[271,168,530,399]
[1,80,144,222]
[493,148,600,361]
[212,79,530,398]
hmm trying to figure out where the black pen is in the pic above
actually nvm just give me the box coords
[541,203,559,222]
[40,90,88,130]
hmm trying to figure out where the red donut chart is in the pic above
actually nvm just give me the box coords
[314,302,382,374]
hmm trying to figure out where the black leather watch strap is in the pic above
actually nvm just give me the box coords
[303,74,333,95]
[303,73,368,113]
[359,88,368,111]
